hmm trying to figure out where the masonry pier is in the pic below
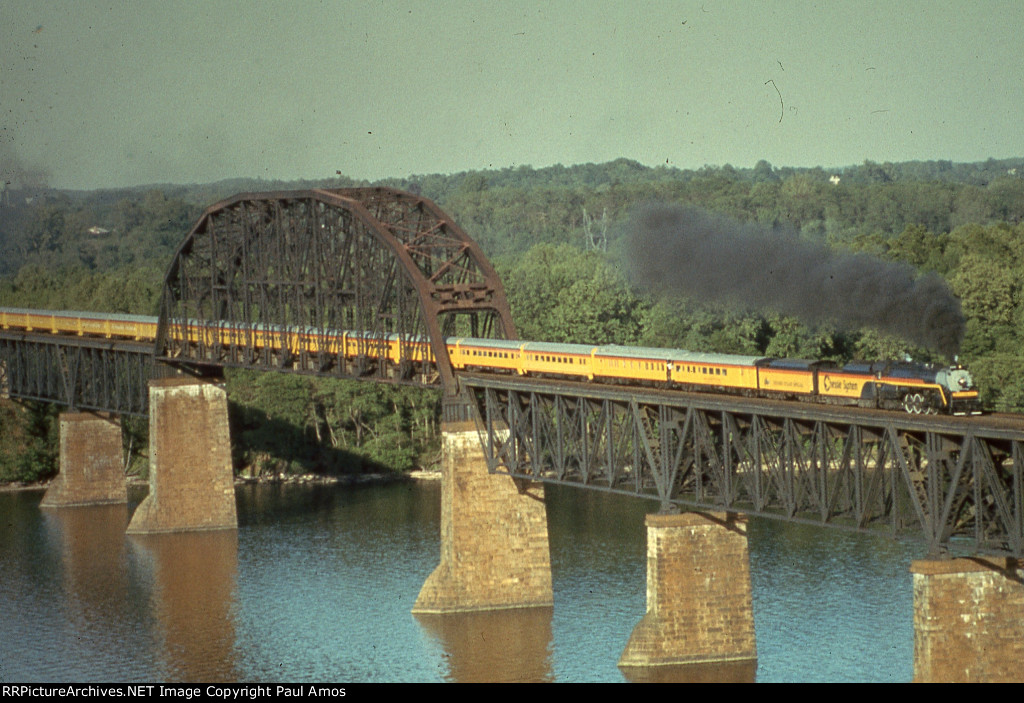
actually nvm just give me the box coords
[126,377,236,534]
[618,512,757,681]
[413,419,553,613]
[41,412,126,507]
[912,557,1024,682]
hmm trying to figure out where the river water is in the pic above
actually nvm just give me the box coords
[0,480,918,683]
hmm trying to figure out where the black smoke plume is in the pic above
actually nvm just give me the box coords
[0,144,48,194]
[624,204,965,357]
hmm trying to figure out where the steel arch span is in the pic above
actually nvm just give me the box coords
[156,187,516,391]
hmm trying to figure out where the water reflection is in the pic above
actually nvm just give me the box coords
[620,659,758,683]
[43,504,131,601]
[1,496,159,680]
[415,608,555,683]
[1,481,918,682]
[38,505,139,679]
[128,530,239,682]
[747,519,915,682]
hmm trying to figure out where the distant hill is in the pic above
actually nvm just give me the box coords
[2,156,1022,277]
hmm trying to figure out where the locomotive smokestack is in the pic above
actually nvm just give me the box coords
[625,204,965,357]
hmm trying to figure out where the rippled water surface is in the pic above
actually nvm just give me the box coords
[0,481,918,682]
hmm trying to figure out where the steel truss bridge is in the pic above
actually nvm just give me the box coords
[0,332,153,416]
[462,374,1024,558]
[1,188,1022,557]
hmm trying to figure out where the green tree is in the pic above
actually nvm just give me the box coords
[763,315,846,360]
[499,243,646,345]
[968,355,1024,412]
[752,159,778,183]
[887,224,947,272]
[952,254,1018,328]
[850,329,923,362]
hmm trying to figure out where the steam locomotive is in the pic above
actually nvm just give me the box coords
[0,307,982,415]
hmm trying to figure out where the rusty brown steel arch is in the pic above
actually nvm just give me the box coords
[156,187,516,392]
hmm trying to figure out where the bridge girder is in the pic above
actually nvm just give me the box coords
[0,332,151,416]
[464,375,1024,558]
[157,187,516,391]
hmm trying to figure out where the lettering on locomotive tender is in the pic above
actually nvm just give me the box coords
[822,375,862,394]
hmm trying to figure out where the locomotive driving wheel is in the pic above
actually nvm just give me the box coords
[903,392,927,414]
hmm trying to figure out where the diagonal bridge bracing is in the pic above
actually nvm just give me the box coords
[0,331,152,416]
[463,373,1024,558]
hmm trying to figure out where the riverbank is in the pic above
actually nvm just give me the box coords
[0,468,442,494]
[232,469,441,485]
[0,480,48,492]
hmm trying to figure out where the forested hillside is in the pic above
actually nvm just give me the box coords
[2,157,1023,483]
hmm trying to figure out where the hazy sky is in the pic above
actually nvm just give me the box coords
[2,1,1022,190]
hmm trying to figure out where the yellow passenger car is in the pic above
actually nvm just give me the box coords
[668,351,763,392]
[519,341,594,379]
[451,338,524,374]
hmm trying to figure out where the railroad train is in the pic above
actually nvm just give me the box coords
[0,307,982,415]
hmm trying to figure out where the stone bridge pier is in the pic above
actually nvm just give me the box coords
[409,397,761,678]
[44,376,237,534]
[413,413,553,613]
[41,412,126,508]
[912,557,1024,682]
[126,377,236,534]
[618,512,758,682]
